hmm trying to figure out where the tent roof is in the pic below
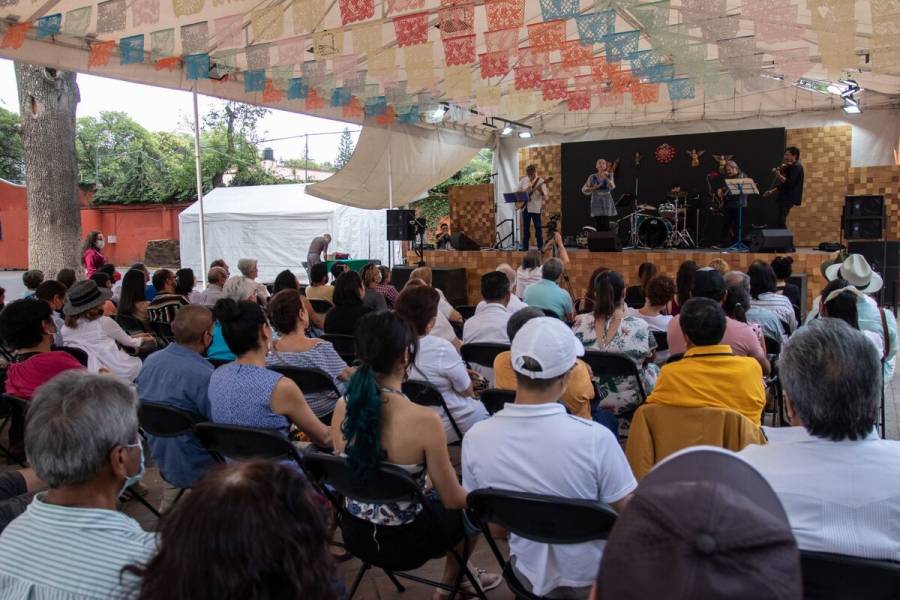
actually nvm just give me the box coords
[179,183,344,219]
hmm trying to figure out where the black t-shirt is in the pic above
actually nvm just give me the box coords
[777,162,804,206]
[323,304,374,336]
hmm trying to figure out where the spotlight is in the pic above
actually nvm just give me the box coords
[518,129,533,139]
[501,125,514,136]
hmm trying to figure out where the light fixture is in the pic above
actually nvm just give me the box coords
[843,97,861,114]
[518,129,533,139]
[501,125,514,136]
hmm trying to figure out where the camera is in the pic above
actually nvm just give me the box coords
[546,213,561,234]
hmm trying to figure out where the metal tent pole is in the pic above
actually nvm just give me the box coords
[192,89,208,286]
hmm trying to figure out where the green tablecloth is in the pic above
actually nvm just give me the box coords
[323,259,375,273]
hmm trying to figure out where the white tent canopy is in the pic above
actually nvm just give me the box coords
[179,183,391,283]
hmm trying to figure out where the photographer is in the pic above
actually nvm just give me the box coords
[542,215,570,266]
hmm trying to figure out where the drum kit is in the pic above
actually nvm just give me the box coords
[615,192,697,249]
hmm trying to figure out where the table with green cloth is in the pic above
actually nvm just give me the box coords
[323,259,377,273]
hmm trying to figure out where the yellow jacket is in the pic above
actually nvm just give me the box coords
[493,351,594,419]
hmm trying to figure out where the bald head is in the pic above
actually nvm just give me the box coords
[172,305,214,347]
[208,266,227,286]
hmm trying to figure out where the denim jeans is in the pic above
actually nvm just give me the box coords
[522,211,543,250]
[591,406,619,438]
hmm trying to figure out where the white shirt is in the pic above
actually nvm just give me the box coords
[462,403,636,596]
[430,310,458,345]
[436,288,455,321]
[751,292,797,332]
[475,294,527,315]
[517,175,547,213]
[61,316,143,381]
[625,308,672,333]
[462,303,511,386]
[410,334,488,442]
[199,283,225,308]
[515,267,542,298]
[740,427,900,561]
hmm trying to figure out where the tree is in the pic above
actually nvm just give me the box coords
[335,127,355,169]
[203,101,270,187]
[14,64,82,276]
[0,107,24,183]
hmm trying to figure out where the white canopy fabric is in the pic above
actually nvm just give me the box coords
[307,120,486,208]
[179,183,390,282]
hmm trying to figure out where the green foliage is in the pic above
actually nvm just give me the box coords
[335,127,355,169]
[0,107,23,183]
[427,148,493,196]
[281,158,337,172]
[410,195,449,231]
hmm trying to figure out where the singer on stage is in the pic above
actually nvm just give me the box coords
[581,159,616,231]
[764,146,804,228]
[518,164,548,250]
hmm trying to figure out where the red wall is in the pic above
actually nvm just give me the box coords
[0,178,189,269]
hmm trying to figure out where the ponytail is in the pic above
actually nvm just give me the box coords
[593,270,625,319]
[723,284,751,324]
[341,364,384,480]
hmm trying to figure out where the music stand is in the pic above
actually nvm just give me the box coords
[725,177,758,252]
[498,192,529,250]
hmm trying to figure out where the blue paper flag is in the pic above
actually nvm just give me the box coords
[287,78,309,100]
[667,78,696,100]
[604,31,640,62]
[36,14,62,39]
[539,0,579,21]
[244,69,266,92]
[184,54,210,80]
[119,35,144,65]
[575,10,615,45]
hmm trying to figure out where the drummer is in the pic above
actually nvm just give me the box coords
[582,159,616,231]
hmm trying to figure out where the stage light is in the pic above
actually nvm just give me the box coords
[518,129,533,139]
[501,125,514,136]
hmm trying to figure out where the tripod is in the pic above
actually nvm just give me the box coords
[666,194,695,248]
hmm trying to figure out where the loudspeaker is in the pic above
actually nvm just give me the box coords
[391,266,468,306]
[843,195,885,240]
[844,195,885,217]
[848,240,900,307]
[587,230,622,252]
[386,209,416,241]
[450,232,480,251]
[749,228,794,252]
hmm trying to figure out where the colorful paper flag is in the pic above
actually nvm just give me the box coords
[394,12,429,46]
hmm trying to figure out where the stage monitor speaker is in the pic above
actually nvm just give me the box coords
[847,240,900,308]
[450,232,480,251]
[844,195,885,217]
[391,266,468,306]
[844,217,885,240]
[386,209,416,241]
[749,228,794,253]
[587,230,622,252]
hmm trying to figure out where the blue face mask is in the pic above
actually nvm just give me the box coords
[118,438,146,497]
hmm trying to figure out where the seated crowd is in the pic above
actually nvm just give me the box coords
[0,234,897,600]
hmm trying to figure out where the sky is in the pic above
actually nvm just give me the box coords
[0,58,359,165]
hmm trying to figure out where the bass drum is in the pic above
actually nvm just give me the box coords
[638,217,673,248]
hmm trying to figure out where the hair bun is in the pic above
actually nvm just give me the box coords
[213,298,241,322]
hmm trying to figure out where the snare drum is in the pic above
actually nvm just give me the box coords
[638,216,673,248]
[658,202,677,219]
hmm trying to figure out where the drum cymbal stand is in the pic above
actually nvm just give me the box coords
[666,194,695,249]
[621,194,649,250]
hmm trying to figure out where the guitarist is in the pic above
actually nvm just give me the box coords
[581,158,617,231]
[517,164,549,251]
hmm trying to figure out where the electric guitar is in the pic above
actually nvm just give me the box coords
[516,176,554,210]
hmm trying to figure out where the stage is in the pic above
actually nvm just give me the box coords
[406,247,837,313]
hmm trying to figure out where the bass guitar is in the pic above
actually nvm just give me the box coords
[516,176,555,210]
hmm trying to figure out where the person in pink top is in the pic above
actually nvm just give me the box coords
[666,268,770,375]
[81,230,107,278]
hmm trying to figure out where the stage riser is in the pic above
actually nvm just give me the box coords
[407,250,837,312]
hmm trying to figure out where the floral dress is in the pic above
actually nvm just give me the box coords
[572,314,659,420]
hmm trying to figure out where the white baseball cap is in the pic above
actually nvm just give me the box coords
[511,317,585,380]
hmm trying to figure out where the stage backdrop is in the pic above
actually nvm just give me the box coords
[559,128,786,239]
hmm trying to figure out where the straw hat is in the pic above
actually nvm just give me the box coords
[824,254,883,294]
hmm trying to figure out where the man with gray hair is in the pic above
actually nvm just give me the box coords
[236,258,269,303]
[740,319,900,561]
[523,258,574,321]
[199,265,228,308]
[0,371,156,598]
[725,270,783,342]
[475,264,527,315]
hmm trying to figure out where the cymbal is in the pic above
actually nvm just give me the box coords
[636,204,657,212]
[667,191,688,197]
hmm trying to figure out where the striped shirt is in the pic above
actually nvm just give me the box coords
[750,292,797,332]
[0,493,157,599]
[266,342,347,418]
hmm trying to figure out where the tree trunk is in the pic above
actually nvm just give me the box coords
[14,64,82,277]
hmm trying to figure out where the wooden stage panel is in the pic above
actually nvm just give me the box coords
[407,249,837,311]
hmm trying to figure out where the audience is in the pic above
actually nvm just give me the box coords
[332,311,498,594]
[624,261,657,309]
[375,265,399,308]
[515,250,543,298]
[237,257,270,303]
[395,285,488,442]
[329,262,348,282]
[771,255,801,313]
[475,264,526,314]
[118,268,151,324]
[56,268,77,290]
[273,269,299,294]
[198,266,227,308]
[305,263,334,305]
[818,279,884,356]
[708,257,730,275]
[722,284,768,347]
[0,372,156,599]
[89,272,118,316]
[596,448,801,600]
[272,270,324,331]
[0,299,84,462]
[360,263,388,311]
[0,286,6,313]
[463,272,512,345]
[672,260,698,316]
[574,266,609,315]
[33,279,67,345]
[81,230,107,278]
[648,298,765,425]
[21,270,43,299]
[208,298,331,447]
[573,270,658,426]
[403,278,460,349]
[409,266,463,324]
[748,261,797,333]
[125,461,337,600]
[323,271,373,337]
[175,268,201,304]
[210,258,230,278]
[206,275,260,361]
[463,317,636,598]
[136,306,217,511]
[266,289,352,423]
[524,258,574,321]
[667,268,770,375]
[61,280,149,380]
[724,271,784,342]
[97,262,119,283]
[146,268,189,325]
[740,319,900,560]
[0,469,46,533]
[627,274,675,333]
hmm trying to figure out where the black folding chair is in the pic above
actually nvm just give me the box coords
[581,351,646,423]
[480,388,516,415]
[467,489,618,600]
[53,345,89,367]
[460,343,510,370]
[651,330,668,352]
[138,402,207,508]
[762,336,784,427]
[764,335,781,356]
[402,380,464,442]
[665,352,685,364]
[800,550,900,600]
[456,305,477,320]
[268,365,340,424]
[0,394,28,468]
[321,333,356,364]
[194,422,305,469]
[309,299,334,314]
[304,452,487,600]
[114,314,151,336]
[149,320,175,343]
[540,308,561,320]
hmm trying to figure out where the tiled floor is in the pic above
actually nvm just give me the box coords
[3,366,898,600]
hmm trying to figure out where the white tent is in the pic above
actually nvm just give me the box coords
[179,183,391,283]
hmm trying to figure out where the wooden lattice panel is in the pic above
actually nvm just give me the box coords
[847,166,900,241]
[448,184,495,247]
[517,145,563,226]
[409,249,835,311]
[785,126,852,246]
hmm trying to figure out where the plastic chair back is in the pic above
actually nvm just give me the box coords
[269,365,340,396]
[480,388,516,415]
[138,402,198,437]
[460,343,510,369]
[800,550,900,600]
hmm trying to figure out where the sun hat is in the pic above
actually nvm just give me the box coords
[824,254,883,294]
[511,317,584,380]
[63,279,111,317]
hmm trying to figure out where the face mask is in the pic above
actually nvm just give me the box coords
[96,240,105,249]
[118,438,146,497]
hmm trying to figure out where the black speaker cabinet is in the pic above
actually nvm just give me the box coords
[386,209,416,241]
[587,230,622,252]
[749,228,794,252]
[843,195,885,240]
[450,232,481,251]
[844,195,885,217]
[390,266,468,306]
